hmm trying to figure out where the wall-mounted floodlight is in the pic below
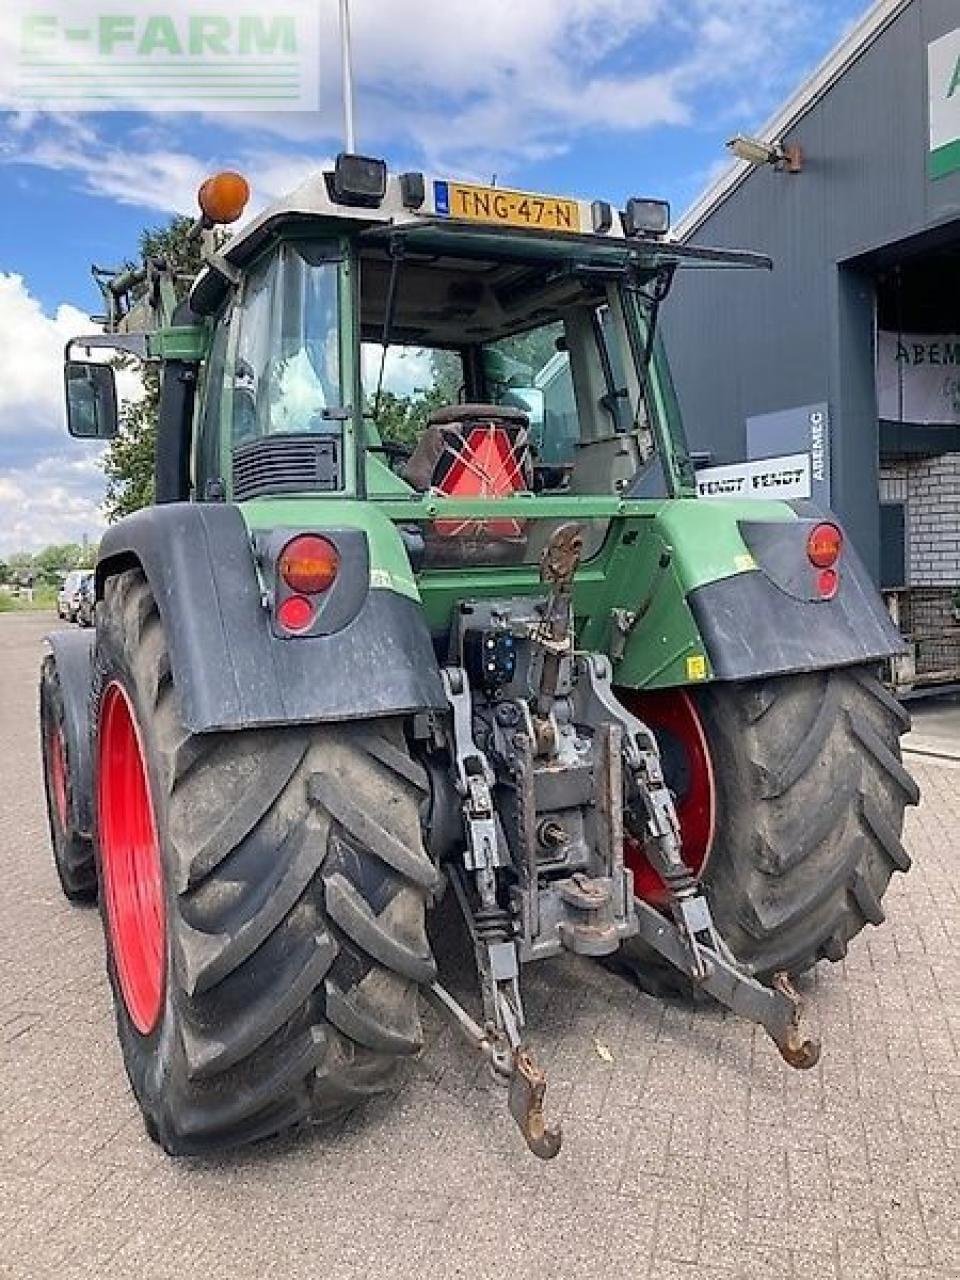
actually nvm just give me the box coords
[726,134,803,173]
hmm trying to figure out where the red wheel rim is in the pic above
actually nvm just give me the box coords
[48,725,69,832]
[97,682,166,1035]
[616,688,716,908]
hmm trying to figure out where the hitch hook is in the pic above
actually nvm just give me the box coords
[427,981,562,1160]
[771,972,821,1070]
[508,1048,562,1161]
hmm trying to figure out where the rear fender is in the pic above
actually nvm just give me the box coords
[614,501,904,689]
[97,503,446,733]
[687,514,905,682]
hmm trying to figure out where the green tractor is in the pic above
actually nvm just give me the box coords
[40,159,917,1159]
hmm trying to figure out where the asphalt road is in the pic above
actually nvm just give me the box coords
[1,612,958,1279]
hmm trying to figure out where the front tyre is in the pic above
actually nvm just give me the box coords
[40,655,96,903]
[94,569,438,1154]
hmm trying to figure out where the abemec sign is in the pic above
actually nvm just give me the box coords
[928,26,960,180]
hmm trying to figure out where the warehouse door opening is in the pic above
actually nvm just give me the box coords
[871,226,960,693]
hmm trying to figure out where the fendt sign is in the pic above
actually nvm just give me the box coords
[928,26,960,180]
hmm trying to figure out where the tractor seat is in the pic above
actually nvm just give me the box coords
[402,404,533,497]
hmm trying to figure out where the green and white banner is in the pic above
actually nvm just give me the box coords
[929,26,960,179]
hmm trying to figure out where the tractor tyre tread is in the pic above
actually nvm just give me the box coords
[616,664,916,986]
[93,569,436,1155]
[698,664,917,977]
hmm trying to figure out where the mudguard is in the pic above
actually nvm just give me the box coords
[687,516,905,682]
[97,503,447,733]
[43,629,96,837]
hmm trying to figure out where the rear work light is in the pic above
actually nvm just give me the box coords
[806,522,843,569]
[332,152,387,207]
[278,535,340,596]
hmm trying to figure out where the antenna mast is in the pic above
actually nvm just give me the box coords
[339,0,357,152]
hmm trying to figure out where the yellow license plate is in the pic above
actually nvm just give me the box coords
[436,181,581,233]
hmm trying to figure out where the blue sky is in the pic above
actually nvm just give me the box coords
[0,0,872,551]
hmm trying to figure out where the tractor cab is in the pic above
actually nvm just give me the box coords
[141,163,761,600]
[175,161,765,529]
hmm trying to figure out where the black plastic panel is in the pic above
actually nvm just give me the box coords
[255,527,370,638]
[233,433,342,501]
[738,516,834,602]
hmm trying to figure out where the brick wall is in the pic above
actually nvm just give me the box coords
[879,453,960,586]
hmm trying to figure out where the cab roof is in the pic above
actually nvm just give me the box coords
[190,167,770,318]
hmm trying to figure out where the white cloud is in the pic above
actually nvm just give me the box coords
[362,344,436,399]
[0,458,106,554]
[4,126,328,216]
[0,0,839,203]
[0,273,86,450]
[0,273,110,553]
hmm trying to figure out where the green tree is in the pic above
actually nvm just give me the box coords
[370,348,464,449]
[33,543,82,585]
[373,385,449,449]
[103,364,159,521]
[102,216,205,522]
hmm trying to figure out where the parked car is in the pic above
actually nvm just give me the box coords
[57,570,90,622]
[76,572,96,628]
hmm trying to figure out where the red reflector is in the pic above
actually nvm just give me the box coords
[817,568,839,599]
[276,594,316,633]
[278,535,340,595]
[807,522,843,568]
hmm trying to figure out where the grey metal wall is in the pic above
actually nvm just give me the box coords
[662,0,960,579]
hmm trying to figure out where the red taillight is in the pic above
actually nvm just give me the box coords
[817,568,839,599]
[807,522,843,569]
[278,535,340,595]
[276,594,316,633]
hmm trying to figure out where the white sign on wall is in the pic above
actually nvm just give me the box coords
[928,26,960,179]
[695,453,811,501]
[876,331,960,424]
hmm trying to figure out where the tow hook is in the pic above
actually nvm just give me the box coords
[508,1048,562,1161]
[427,981,562,1160]
[771,972,822,1070]
[631,898,821,1070]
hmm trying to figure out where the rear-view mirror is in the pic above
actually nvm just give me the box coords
[64,361,118,440]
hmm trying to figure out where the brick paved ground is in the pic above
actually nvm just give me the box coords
[1,612,958,1279]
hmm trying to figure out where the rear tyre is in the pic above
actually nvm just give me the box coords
[40,655,96,903]
[619,665,918,981]
[94,569,438,1154]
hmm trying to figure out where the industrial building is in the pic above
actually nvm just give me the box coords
[664,0,960,688]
